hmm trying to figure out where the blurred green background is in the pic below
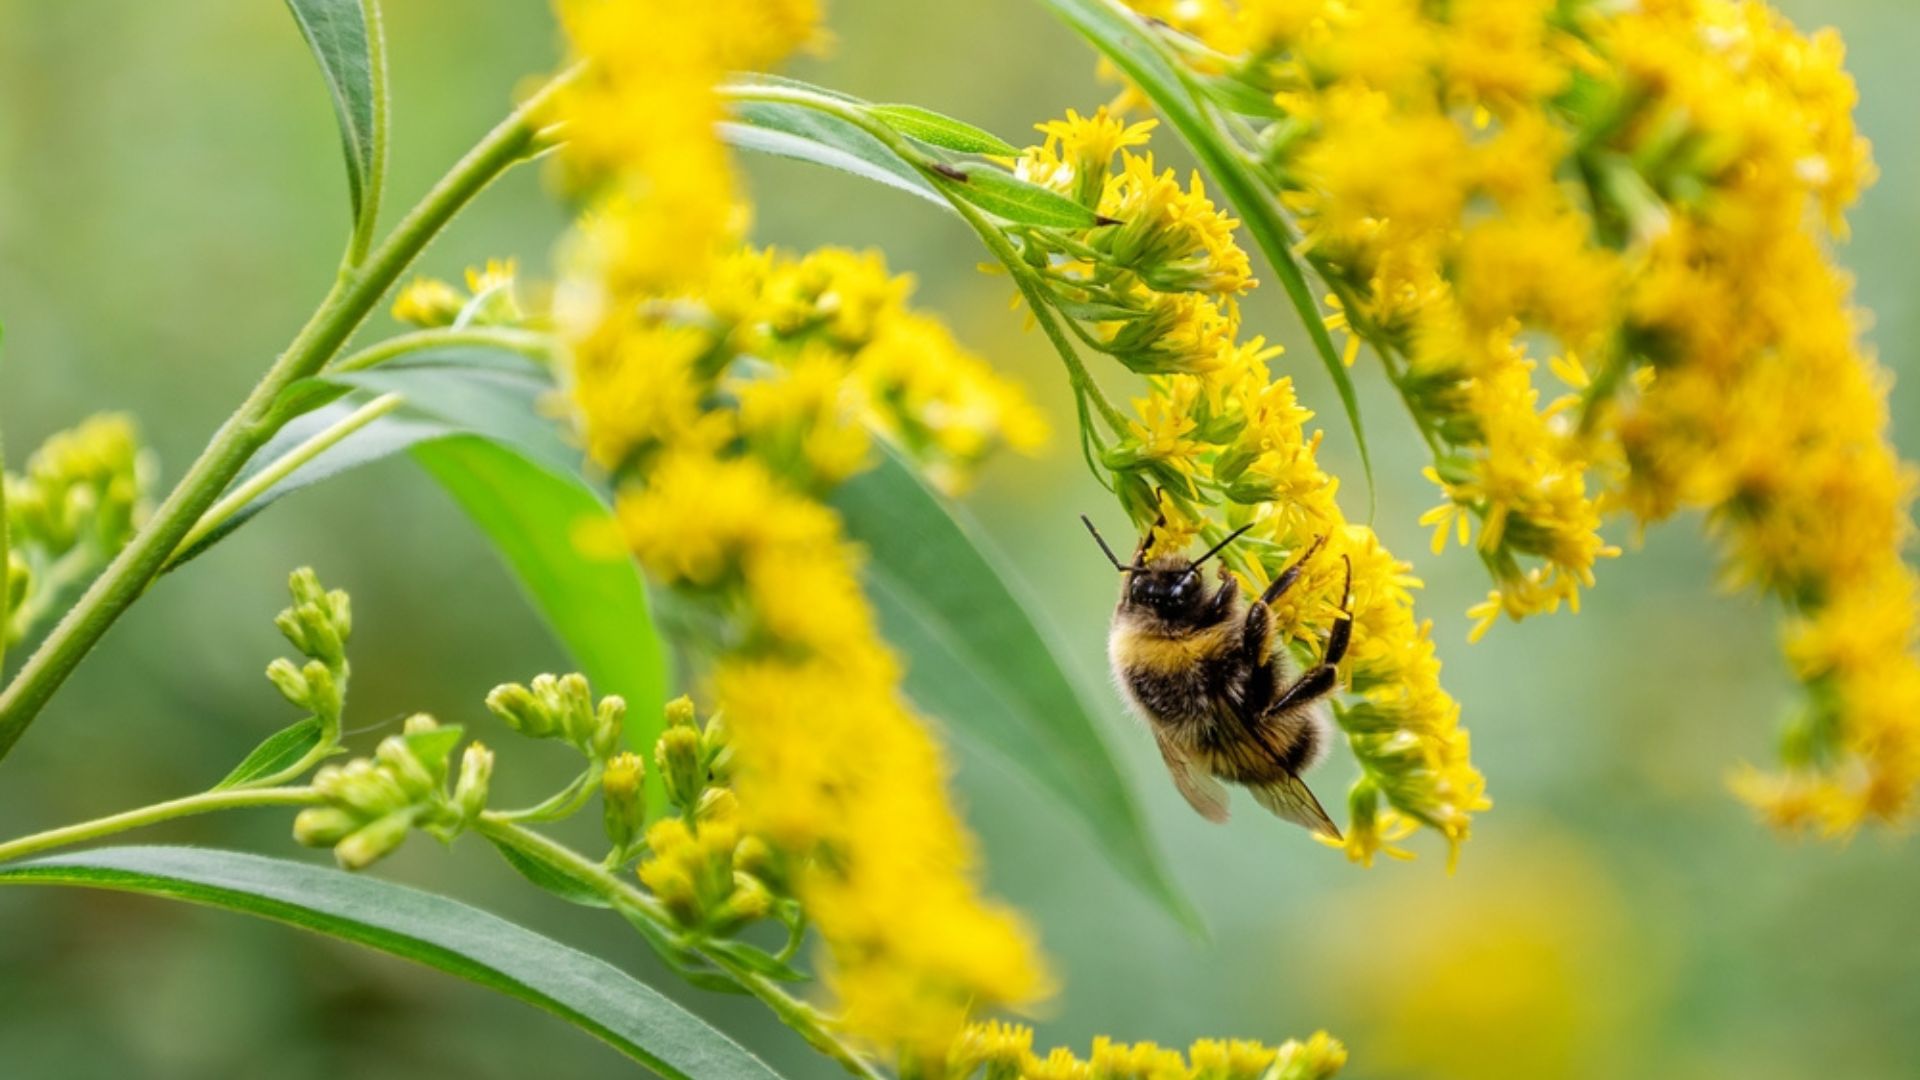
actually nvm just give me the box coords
[3,3,1917,1078]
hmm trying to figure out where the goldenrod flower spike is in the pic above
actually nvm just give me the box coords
[1116,0,1919,832]
[1008,108,1487,865]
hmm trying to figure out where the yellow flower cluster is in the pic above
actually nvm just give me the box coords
[548,0,1048,1060]
[949,1021,1347,1080]
[3,414,151,646]
[1121,1,1918,829]
[1017,110,1486,864]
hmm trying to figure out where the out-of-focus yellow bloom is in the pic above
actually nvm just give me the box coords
[548,1,1049,1062]
[1118,0,1918,831]
[3,414,153,646]
[948,1023,1345,1080]
[1014,110,1487,864]
[1312,835,1644,1080]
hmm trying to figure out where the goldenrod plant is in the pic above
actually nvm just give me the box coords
[0,1,1912,1077]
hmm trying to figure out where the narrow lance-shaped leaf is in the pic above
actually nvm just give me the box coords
[724,97,950,210]
[868,104,1018,155]
[833,445,1197,930]
[283,0,377,223]
[0,847,786,1080]
[215,717,327,790]
[933,162,1108,229]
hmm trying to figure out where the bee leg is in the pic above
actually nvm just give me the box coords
[1259,534,1328,606]
[1267,557,1354,713]
[1203,575,1238,623]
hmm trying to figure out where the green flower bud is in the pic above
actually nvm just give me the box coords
[488,674,623,759]
[695,786,737,826]
[452,742,494,824]
[334,810,416,870]
[291,806,359,848]
[591,695,627,760]
[657,725,705,812]
[601,751,647,853]
[302,660,343,723]
[276,569,351,667]
[663,694,697,730]
[376,733,440,799]
[711,872,773,932]
[265,657,310,710]
[486,682,553,738]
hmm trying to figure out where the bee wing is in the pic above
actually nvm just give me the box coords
[1154,731,1231,823]
[1250,774,1342,840]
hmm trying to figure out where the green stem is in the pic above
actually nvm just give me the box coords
[474,815,885,1080]
[0,787,318,865]
[0,407,10,679]
[170,393,405,563]
[346,0,392,268]
[718,82,1130,439]
[0,66,580,764]
[331,326,552,374]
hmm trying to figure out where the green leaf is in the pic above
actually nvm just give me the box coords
[170,348,569,567]
[1034,0,1376,511]
[413,437,671,770]
[721,107,950,210]
[284,0,376,224]
[831,446,1196,930]
[215,717,326,790]
[486,834,613,909]
[0,847,785,1079]
[867,104,1017,155]
[933,162,1106,229]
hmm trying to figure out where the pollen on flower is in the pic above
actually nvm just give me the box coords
[547,1,1051,1059]
[1114,0,1919,832]
[1011,107,1488,863]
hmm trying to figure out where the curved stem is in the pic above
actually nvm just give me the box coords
[718,82,1130,439]
[170,393,406,563]
[475,815,885,1080]
[331,326,552,374]
[0,787,318,865]
[0,66,582,764]
[0,410,10,679]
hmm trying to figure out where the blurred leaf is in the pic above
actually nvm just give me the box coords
[485,833,613,909]
[0,847,785,1079]
[1034,0,1375,507]
[414,437,670,766]
[832,446,1196,929]
[283,0,376,223]
[214,716,326,790]
[169,405,450,567]
[868,104,1017,155]
[721,107,950,209]
[933,162,1105,228]
[171,348,567,566]
[175,348,671,780]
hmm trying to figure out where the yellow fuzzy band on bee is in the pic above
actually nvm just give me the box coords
[1115,621,1235,673]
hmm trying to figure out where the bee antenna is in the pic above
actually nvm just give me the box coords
[1080,515,1133,572]
[1193,523,1255,569]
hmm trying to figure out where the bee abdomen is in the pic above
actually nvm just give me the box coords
[1207,706,1329,783]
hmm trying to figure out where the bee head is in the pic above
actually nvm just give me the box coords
[1080,515,1253,620]
[1126,561,1207,618]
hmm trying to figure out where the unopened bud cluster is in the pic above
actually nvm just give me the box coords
[636,696,774,934]
[485,672,626,760]
[3,415,151,645]
[294,715,493,870]
[266,568,353,737]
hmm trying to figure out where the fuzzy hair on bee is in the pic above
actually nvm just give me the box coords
[1082,514,1348,839]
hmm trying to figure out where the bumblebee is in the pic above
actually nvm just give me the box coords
[1083,515,1348,839]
